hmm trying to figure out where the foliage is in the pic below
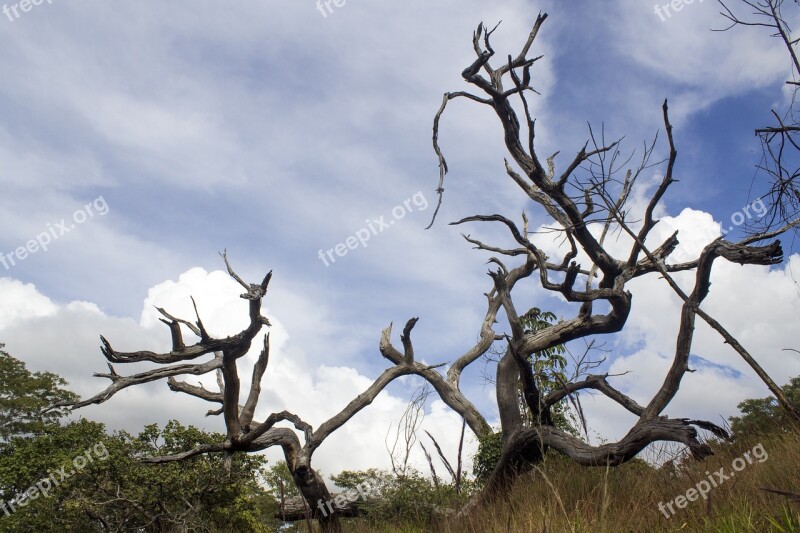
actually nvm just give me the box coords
[729,376,800,437]
[0,343,78,442]
[519,308,581,436]
[0,419,272,533]
[472,431,504,484]
[0,418,105,532]
[263,460,301,500]
[338,469,472,527]
[330,468,393,495]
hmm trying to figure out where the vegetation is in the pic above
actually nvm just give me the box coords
[0,347,273,532]
[0,327,797,532]
[253,379,798,532]
[730,377,800,437]
[342,381,800,533]
[0,343,77,442]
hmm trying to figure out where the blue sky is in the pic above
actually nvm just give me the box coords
[0,0,798,475]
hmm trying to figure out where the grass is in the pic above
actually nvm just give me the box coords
[341,431,800,533]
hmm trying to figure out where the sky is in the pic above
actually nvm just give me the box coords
[0,0,799,480]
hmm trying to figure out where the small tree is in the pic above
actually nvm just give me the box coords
[0,344,77,442]
[474,308,579,484]
[730,376,800,437]
[519,308,580,436]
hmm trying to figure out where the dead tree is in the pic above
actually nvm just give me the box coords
[385,383,429,478]
[382,12,800,507]
[59,253,460,533]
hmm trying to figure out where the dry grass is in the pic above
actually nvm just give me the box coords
[344,431,800,533]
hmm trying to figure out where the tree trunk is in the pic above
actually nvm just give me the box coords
[291,460,342,533]
[484,430,545,498]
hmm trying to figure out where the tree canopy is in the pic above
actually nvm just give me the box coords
[0,343,77,442]
[0,347,274,533]
[730,376,800,437]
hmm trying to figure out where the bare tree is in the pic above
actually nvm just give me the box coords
[393,12,800,508]
[386,383,429,478]
[716,0,800,356]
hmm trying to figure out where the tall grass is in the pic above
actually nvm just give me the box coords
[344,431,799,532]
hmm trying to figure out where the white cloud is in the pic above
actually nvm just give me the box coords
[606,0,794,122]
[0,278,57,330]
